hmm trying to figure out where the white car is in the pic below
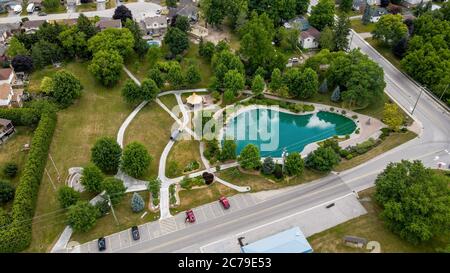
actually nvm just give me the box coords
[13,5,22,14]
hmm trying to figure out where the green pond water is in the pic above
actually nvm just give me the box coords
[223,109,357,157]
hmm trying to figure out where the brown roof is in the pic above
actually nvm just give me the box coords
[22,20,46,29]
[0,118,11,127]
[95,19,122,30]
[0,68,12,81]
[0,83,12,100]
[300,27,321,40]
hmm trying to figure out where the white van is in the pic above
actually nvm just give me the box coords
[26,3,35,14]
[13,5,22,14]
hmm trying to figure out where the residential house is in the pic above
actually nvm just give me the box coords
[369,7,388,23]
[140,13,168,36]
[0,68,23,108]
[176,4,199,22]
[95,18,122,31]
[0,68,16,85]
[22,20,47,34]
[29,0,43,10]
[353,0,380,12]
[0,22,21,44]
[284,17,310,31]
[403,0,431,7]
[0,118,15,144]
[299,27,320,49]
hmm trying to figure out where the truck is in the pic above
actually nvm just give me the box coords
[26,3,35,14]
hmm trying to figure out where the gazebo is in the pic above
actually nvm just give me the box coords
[186,93,203,107]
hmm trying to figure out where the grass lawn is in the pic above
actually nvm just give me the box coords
[365,37,402,70]
[44,4,67,14]
[217,167,326,192]
[350,19,376,33]
[27,66,62,93]
[124,101,174,179]
[166,140,204,178]
[125,53,152,82]
[106,0,116,9]
[76,3,97,12]
[26,61,135,252]
[308,188,449,252]
[334,131,417,172]
[71,191,159,244]
[158,94,180,115]
[171,183,237,214]
[0,127,33,187]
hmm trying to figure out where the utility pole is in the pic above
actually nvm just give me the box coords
[439,84,449,101]
[107,195,119,226]
[411,86,424,115]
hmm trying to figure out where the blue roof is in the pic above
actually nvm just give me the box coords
[284,17,310,31]
[241,227,313,253]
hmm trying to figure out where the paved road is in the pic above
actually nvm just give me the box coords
[100,30,450,253]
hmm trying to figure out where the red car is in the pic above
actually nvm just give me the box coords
[185,209,196,223]
[219,196,230,209]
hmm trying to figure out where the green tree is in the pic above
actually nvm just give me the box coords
[212,49,244,88]
[164,27,189,55]
[31,40,64,69]
[305,146,340,172]
[88,50,123,87]
[277,26,300,51]
[270,68,283,92]
[121,79,141,104]
[57,186,80,209]
[102,177,126,205]
[124,19,149,58]
[199,39,216,61]
[167,62,185,88]
[148,68,164,88]
[252,74,265,97]
[262,157,275,175]
[87,28,135,57]
[340,0,353,12]
[121,142,152,178]
[285,68,318,99]
[334,13,350,51]
[372,14,408,47]
[112,5,133,23]
[91,137,122,174]
[200,0,227,27]
[224,69,245,95]
[67,201,99,232]
[6,37,28,58]
[51,70,83,108]
[140,79,159,101]
[166,0,177,7]
[59,26,88,59]
[362,4,372,25]
[185,64,201,85]
[77,13,97,39]
[131,192,145,212]
[81,164,104,193]
[40,76,53,95]
[295,0,310,15]
[220,140,237,161]
[2,163,18,178]
[174,15,191,32]
[375,160,450,244]
[285,152,304,176]
[309,0,335,31]
[319,26,335,51]
[383,103,404,131]
[238,144,261,170]
[148,177,161,199]
[223,89,235,104]
[0,181,14,204]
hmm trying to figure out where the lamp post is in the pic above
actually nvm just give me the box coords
[439,84,449,101]
[411,86,424,115]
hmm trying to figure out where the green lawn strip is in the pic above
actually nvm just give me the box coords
[76,3,97,12]
[334,131,417,172]
[26,62,134,252]
[365,37,402,70]
[0,127,33,187]
[171,183,238,215]
[43,4,67,14]
[350,19,376,33]
[158,94,179,114]
[166,140,204,178]
[308,188,448,253]
[70,191,159,244]
[124,101,174,179]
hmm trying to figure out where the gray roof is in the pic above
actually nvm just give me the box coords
[95,19,122,30]
[143,15,167,26]
[372,7,387,17]
[177,4,198,18]
[22,20,46,29]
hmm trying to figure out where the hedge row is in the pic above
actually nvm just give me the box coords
[0,111,57,252]
[0,108,40,127]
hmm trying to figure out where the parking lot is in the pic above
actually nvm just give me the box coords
[71,193,262,253]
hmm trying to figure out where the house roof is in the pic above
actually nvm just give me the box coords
[95,19,122,30]
[0,118,11,127]
[142,14,167,26]
[22,20,46,29]
[0,83,12,100]
[0,68,13,81]
[300,27,320,40]
[177,4,198,18]
[284,17,310,31]
[241,227,313,253]
[372,7,387,17]
[29,0,43,4]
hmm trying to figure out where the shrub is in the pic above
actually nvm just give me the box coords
[91,137,122,174]
[148,178,161,198]
[57,186,80,209]
[339,149,350,158]
[202,172,214,185]
[346,153,354,160]
[131,192,145,213]
[352,115,358,119]
[81,164,104,193]
[341,110,347,115]
[167,161,181,177]
[3,163,18,178]
[183,161,200,172]
[219,140,237,161]
[102,177,126,205]
[330,107,335,111]
[0,181,15,204]
[95,199,110,216]
[303,104,315,112]
[238,144,261,170]
[180,176,204,190]
[305,147,340,172]
[67,201,100,233]
[0,108,40,127]
[273,164,284,179]
[284,152,304,176]
[121,142,152,178]
[322,139,341,154]
[0,111,57,252]
[262,157,276,175]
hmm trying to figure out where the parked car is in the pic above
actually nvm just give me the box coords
[131,226,140,241]
[185,209,196,223]
[38,11,47,16]
[219,196,230,209]
[98,237,106,251]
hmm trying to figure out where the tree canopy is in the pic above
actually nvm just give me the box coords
[88,28,135,58]
[309,0,335,31]
[91,137,122,174]
[67,201,99,232]
[121,142,152,178]
[238,144,261,170]
[51,70,83,108]
[88,50,124,87]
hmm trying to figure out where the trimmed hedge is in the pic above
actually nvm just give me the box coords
[0,108,40,127]
[0,110,57,252]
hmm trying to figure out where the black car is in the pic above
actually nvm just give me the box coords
[131,226,140,241]
[98,237,106,251]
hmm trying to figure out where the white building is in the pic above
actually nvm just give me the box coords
[140,13,168,36]
[300,27,320,49]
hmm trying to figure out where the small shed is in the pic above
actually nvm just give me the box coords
[0,118,15,144]
[343,235,368,248]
